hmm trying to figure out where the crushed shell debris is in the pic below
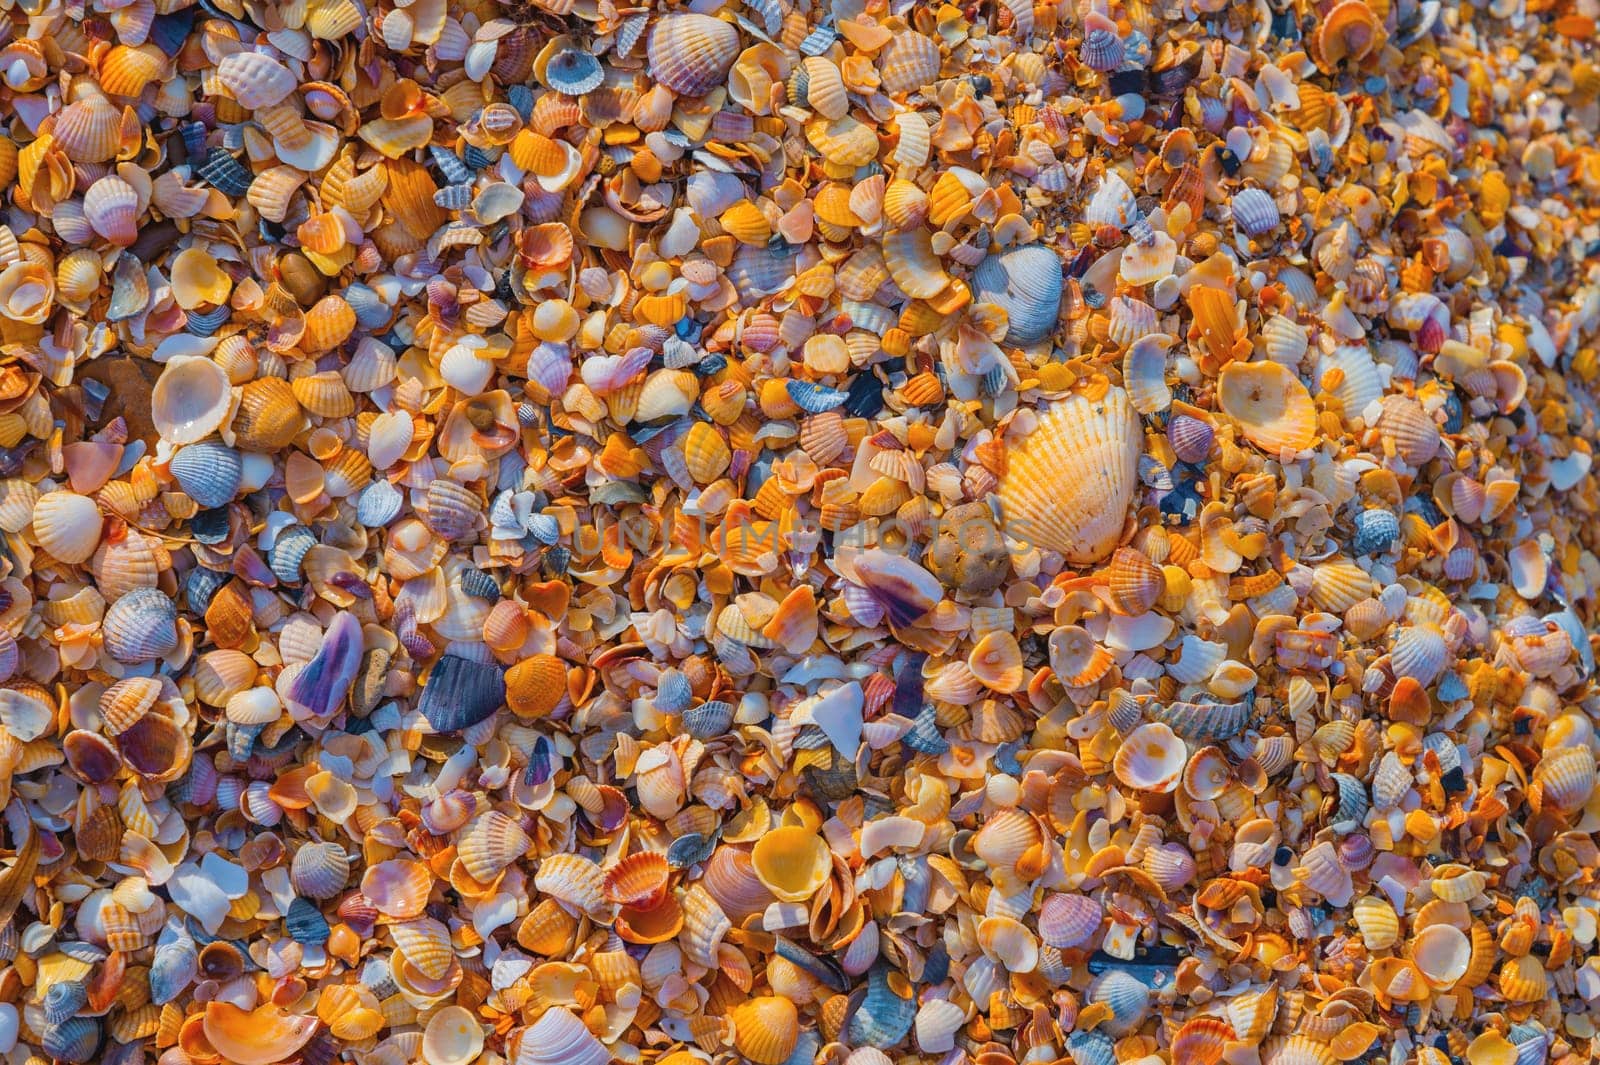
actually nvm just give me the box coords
[0,0,1597,1064]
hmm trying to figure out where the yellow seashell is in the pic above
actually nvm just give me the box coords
[750,825,832,902]
[996,388,1140,564]
[683,422,731,484]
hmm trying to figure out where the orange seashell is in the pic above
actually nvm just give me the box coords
[506,654,568,717]
[1218,361,1318,454]
[201,1004,319,1065]
[1312,0,1386,72]
[729,997,800,1065]
[604,851,672,910]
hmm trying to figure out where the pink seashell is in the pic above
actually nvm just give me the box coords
[83,175,141,246]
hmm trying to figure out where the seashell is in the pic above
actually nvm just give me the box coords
[997,388,1139,563]
[1122,334,1175,414]
[41,1016,101,1063]
[508,1007,609,1065]
[730,997,800,1065]
[543,47,604,95]
[33,491,103,563]
[1231,187,1281,235]
[648,14,740,97]
[1085,172,1138,230]
[532,853,607,917]
[419,653,506,733]
[1352,894,1399,949]
[978,915,1038,972]
[84,175,141,246]
[217,51,298,109]
[1087,969,1150,1034]
[1375,394,1439,466]
[1260,315,1309,366]
[103,588,179,663]
[878,32,941,95]
[1120,230,1178,285]
[1218,360,1318,454]
[1113,723,1186,792]
[681,699,734,739]
[290,841,351,899]
[1038,893,1103,948]
[750,825,831,904]
[1150,698,1249,742]
[1390,623,1449,687]
[1182,745,1233,800]
[233,378,304,452]
[52,95,127,164]
[973,245,1063,345]
[1318,344,1383,421]
[1080,12,1126,70]
[506,654,568,718]
[915,998,967,1053]
[170,442,243,508]
[1411,924,1471,987]
[423,1006,484,1065]
[1168,413,1215,463]
[362,860,433,919]
[1313,0,1386,71]
[202,1003,319,1065]
[153,356,233,445]
[1534,745,1595,813]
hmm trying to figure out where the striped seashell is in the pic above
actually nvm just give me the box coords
[877,32,941,95]
[647,13,740,96]
[533,852,608,917]
[290,841,352,899]
[1106,294,1159,347]
[1231,187,1281,235]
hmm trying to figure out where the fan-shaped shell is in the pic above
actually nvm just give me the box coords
[878,32,941,95]
[33,491,103,563]
[750,825,831,902]
[647,13,739,96]
[997,388,1139,563]
[973,244,1063,345]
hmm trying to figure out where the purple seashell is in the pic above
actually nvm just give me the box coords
[0,629,18,684]
[1167,413,1215,464]
[1039,893,1104,949]
[1337,833,1375,871]
[393,597,436,661]
[284,610,365,719]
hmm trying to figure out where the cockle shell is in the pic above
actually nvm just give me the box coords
[973,245,1063,345]
[997,388,1139,563]
[648,14,740,96]
[1113,723,1186,793]
[152,357,233,445]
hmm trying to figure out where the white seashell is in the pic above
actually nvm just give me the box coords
[1318,343,1384,422]
[1085,171,1138,229]
[152,356,233,445]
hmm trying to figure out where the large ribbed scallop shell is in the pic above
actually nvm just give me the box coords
[647,13,739,96]
[996,388,1139,564]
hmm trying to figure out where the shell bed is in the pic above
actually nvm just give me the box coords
[0,0,1598,1063]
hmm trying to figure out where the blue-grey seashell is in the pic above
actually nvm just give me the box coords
[226,720,264,761]
[42,1016,102,1064]
[429,145,474,185]
[270,525,317,585]
[778,1031,822,1065]
[727,244,796,299]
[507,84,535,120]
[786,380,850,413]
[1350,507,1395,555]
[799,24,837,54]
[681,700,734,740]
[654,670,693,714]
[901,703,949,755]
[459,567,501,601]
[185,565,231,613]
[973,244,1064,345]
[1329,772,1369,829]
[170,442,242,509]
[360,957,400,1000]
[286,897,330,944]
[1139,454,1174,491]
[419,654,506,733]
[184,303,233,336]
[462,144,495,171]
[284,611,365,719]
[848,964,916,1046]
[44,979,89,1024]
[434,183,474,211]
[545,48,605,94]
[344,283,391,329]
[1148,697,1250,742]
[1086,970,1150,1034]
[526,513,561,544]
[1066,1029,1116,1065]
[150,9,195,56]
[356,479,404,527]
[196,148,252,196]
[180,121,208,159]
[667,831,717,869]
[150,932,198,1005]
[102,588,179,664]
